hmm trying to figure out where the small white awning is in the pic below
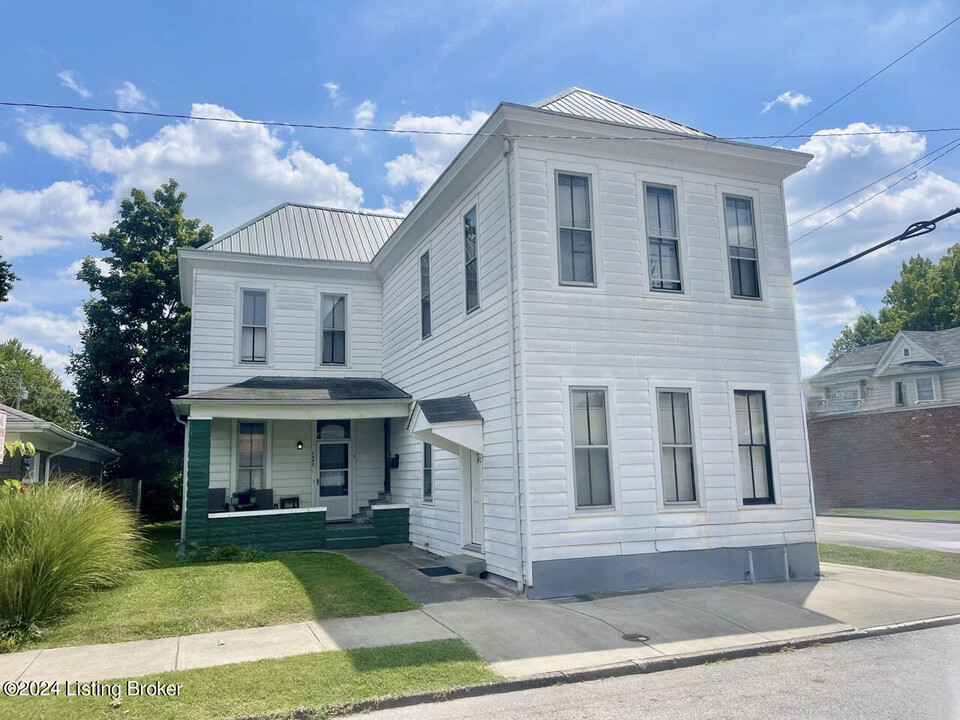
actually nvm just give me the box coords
[409,396,484,455]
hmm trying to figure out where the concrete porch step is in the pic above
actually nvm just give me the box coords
[444,554,486,577]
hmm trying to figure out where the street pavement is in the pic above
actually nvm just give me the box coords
[361,624,960,720]
[816,515,960,553]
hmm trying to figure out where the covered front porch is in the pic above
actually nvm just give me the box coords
[173,376,413,552]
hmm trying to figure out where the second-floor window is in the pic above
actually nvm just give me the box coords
[646,185,682,292]
[240,289,267,363]
[916,377,935,402]
[321,294,346,365]
[464,206,479,313]
[895,381,906,407]
[557,173,595,285]
[420,251,431,339]
[724,195,760,299]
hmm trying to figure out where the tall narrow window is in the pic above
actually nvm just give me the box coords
[646,185,682,292]
[237,422,265,491]
[735,391,774,504]
[916,377,935,402]
[724,196,760,299]
[571,388,611,508]
[240,290,267,362]
[895,381,906,407]
[557,173,594,285]
[321,294,346,365]
[420,251,431,339]
[423,442,433,502]
[657,391,696,503]
[464,206,480,313]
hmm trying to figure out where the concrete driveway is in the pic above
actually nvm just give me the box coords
[816,516,960,553]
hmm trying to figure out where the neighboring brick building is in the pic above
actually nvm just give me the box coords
[805,328,960,510]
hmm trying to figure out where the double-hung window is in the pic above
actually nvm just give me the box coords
[464,206,480,313]
[916,377,935,402]
[422,442,433,502]
[571,388,611,508]
[646,185,682,292]
[240,290,267,363]
[557,173,595,285]
[895,381,907,407]
[724,195,760,299]
[420,251,431,339]
[657,391,696,503]
[735,391,774,504]
[237,422,265,492]
[321,294,346,365]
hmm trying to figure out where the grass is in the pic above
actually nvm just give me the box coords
[819,543,960,579]
[821,508,960,523]
[29,522,416,649]
[0,639,500,720]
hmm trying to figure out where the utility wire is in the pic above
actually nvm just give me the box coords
[771,13,960,145]
[1,100,959,142]
[793,207,960,285]
[789,138,960,245]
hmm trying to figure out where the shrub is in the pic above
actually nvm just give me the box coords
[184,543,266,563]
[0,478,146,641]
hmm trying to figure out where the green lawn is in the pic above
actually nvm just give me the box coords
[31,523,416,649]
[821,508,960,523]
[819,543,960,579]
[0,639,499,720]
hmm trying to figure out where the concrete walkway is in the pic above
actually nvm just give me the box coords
[3,563,960,683]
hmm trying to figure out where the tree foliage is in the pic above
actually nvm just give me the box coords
[0,339,77,430]
[0,237,18,303]
[69,180,212,520]
[827,245,960,361]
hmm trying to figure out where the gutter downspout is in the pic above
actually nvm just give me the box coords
[503,137,525,593]
[175,411,189,545]
[44,441,77,484]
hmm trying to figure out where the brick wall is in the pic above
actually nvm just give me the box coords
[808,404,960,510]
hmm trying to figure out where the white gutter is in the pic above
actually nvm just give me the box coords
[44,441,77,484]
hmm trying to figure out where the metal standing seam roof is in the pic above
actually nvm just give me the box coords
[177,376,412,402]
[533,87,714,138]
[200,203,404,262]
[416,396,483,424]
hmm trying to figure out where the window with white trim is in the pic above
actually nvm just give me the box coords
[646,185,682,292]
[240,290,267,363]
[237,421,265,491]
[422,442,433,502]
[571,388,612,508]
[915,377,935,402]
[464,206,479,313]
[735,391,774,504]
[895,381,907,407]
[321,294,346,365]
[657,390,696,503]
[557,173,595,285]
[723,195,760,299]
[420,251,431,339]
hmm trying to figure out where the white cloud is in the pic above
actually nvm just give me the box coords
[797,295,864,328]
[0,300,84,380]
[799,350,826,378]
[58,257,109,283]
[353,100,377,128]
[0,181,115,257]
[58,70,91,99]
[385,110,489,196]
[0,141,7,156]
[324,81,342,105]
[114,81,154,111]
[761,90,812,114]
[23,103,365,234]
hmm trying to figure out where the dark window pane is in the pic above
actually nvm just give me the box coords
[319,443,348,470]
[466,260,479,312]
[650,239,681,291]
[421,298,431,337]
[646,186,677,238]
[735,390,773,503]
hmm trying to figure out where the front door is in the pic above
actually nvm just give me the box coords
[461,449,483,550]
[317,436,351,521]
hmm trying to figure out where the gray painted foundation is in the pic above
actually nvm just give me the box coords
[528,542,820,599]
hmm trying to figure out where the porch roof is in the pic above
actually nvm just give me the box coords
[409,395,484,455]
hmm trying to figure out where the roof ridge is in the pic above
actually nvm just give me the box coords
[284,202,406,221]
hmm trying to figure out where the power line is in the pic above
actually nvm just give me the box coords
[0,100,958,142]
[793,207,960,286]
[789,138,960,245]
[771,12,960,145]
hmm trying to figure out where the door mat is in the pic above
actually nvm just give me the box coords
[418,566,459,577]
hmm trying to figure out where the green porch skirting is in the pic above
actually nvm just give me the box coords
[207,509,327,551]
[372,507,410,545]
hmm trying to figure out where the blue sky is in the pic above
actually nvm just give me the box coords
[1,0,959,382]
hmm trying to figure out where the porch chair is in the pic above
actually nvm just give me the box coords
[208,488,228,513]
[254,488,273,511]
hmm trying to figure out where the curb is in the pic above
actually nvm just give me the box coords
[240,613,960,719]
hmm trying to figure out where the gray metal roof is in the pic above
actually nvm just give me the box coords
[178,376,411,402]
[201,203,404,262]
[533,88,713,138]
[417,395,483,423]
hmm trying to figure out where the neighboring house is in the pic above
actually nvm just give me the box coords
[805,327,960,511]
[173,87,818,597]
[0,403,120,483]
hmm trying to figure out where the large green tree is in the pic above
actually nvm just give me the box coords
[0,236,18,303]
[827,244,960,361]
[69,180,212,519]
[0,339,76,429]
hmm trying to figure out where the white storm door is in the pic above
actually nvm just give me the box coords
[317,440,351,520]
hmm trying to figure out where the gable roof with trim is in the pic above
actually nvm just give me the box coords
[811,326,960,380]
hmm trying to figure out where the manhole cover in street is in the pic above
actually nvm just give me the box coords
[622,633,650,642]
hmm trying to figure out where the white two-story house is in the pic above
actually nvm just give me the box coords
[173,88,817,597]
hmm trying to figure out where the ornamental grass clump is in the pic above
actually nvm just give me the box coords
[0,479,146,646]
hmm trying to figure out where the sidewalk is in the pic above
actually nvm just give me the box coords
[3,563,960,683]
